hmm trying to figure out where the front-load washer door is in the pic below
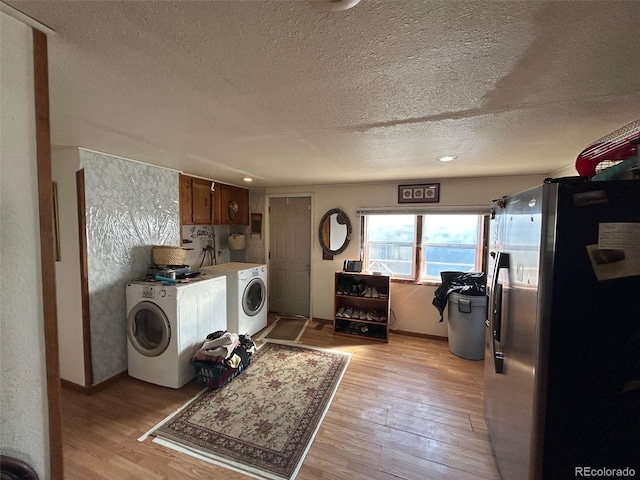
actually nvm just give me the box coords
[127,301,171,357]
[242,278,266,317]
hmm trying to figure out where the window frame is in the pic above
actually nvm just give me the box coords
[360,212,489,285]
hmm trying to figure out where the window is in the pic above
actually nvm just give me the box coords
[362,213,486,283]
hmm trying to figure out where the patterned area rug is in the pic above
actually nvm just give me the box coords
[257,317,309,343]
[150,342,351,480]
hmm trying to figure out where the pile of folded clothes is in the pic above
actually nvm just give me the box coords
[190,330,256,389]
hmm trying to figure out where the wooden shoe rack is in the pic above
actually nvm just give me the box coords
[333,270,390,342]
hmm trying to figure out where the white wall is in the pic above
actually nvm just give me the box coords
[51,147,85,385]
[0,12,50,478]
[550,163,579,179]
[266,175,545,337]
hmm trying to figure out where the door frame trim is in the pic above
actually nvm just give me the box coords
[33,28,64,479]
[264,193,315,319]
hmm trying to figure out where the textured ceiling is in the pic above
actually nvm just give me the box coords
[5,0,640,188]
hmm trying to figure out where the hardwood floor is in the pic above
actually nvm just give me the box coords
[61,317,500,479]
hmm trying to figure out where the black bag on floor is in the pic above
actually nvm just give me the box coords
[432,271,486,322]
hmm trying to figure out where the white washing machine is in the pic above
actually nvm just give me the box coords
[200,262,267,337]
[126,275,226,388]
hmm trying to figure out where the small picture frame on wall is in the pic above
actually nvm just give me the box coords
[251,213,262,236]
[398,183,440,204]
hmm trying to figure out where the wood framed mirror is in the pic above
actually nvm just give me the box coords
[318,208,352,257]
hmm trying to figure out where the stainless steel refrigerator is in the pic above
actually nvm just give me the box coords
[484,178,640,480]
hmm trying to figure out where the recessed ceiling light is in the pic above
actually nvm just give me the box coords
[437,155,457,162]
[243,177,253,182]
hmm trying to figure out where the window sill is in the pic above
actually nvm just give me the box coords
[390,278,440,287]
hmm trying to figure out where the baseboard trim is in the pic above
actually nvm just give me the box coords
[313,317,447,341]
[61,370,128,395]
[311,317,332,325]
[60,379,87,393]
[389,329,447,341]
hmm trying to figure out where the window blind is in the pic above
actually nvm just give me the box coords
[356,205,491,216]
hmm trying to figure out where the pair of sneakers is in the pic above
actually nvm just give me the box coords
[336,307,368,320]
[366,310,388,322]
[336,281,353,295]
[336,307,385,322]
[336,307,365,319]
[363,286,379,298]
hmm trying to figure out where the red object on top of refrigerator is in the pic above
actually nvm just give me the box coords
[575,119,640,176]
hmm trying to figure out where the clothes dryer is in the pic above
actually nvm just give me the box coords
[200,262,267,337]
[126,275,226,388]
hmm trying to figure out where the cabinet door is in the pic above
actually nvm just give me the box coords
[192,178,212,225]
[179,174,193,225]
[235,187,249,225]
[214,184,249,225]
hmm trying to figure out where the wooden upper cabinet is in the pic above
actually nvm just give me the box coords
[179,174,194,225]
[214,183,249,225]
[179,174,212,225]
[191,178,212,224]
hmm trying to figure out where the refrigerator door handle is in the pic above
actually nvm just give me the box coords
[492,283,505,373]
[490,252,509,373]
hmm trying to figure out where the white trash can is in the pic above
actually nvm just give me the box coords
[447,292,487,360]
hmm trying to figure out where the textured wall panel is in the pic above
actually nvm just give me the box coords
[80,150,179,384]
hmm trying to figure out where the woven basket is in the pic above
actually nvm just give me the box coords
[228,234,246,251]
[153,246,186,266]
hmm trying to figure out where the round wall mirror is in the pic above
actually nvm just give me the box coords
[318,208,352,256]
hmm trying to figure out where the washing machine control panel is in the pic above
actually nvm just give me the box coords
[138,285,173,299]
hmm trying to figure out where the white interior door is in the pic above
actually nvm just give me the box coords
[269,197,311,317]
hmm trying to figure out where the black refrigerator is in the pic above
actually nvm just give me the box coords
[484,178,640,479]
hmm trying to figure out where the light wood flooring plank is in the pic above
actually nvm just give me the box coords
[60,313,500,479]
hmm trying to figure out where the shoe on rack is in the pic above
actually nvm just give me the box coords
[336,307,345,317]
[363,286,372,298]
[343,307,353,318]
[378,288,388,299]
[371,287,379,298]
[369,310,380,321]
